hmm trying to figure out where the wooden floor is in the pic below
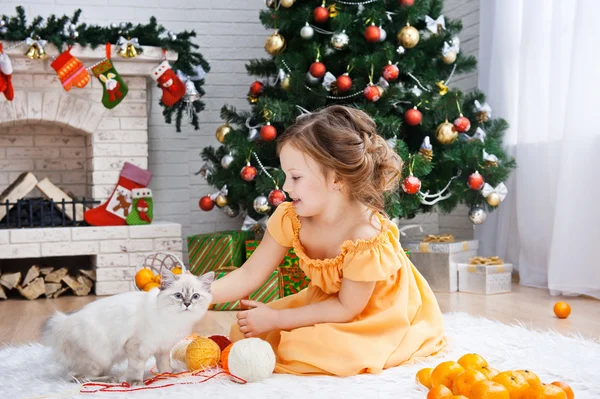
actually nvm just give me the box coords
[0,284,598,347]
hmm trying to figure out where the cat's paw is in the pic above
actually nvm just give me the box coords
[126,379,145,387]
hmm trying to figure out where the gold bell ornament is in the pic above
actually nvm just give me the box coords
[117,36,140,58]
[25,37,48,60]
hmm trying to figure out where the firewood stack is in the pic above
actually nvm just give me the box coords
[0,266,95,300]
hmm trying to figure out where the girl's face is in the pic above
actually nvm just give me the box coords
[280,144,338,217]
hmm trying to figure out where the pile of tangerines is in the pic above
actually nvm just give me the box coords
[418,353,574,399]
[134,266,182,291]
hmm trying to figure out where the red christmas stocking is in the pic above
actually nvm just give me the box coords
[84,162,152,226]
[0,44,14,101]
[151,60,186,106]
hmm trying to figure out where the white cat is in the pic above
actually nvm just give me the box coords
[41,269,214,385]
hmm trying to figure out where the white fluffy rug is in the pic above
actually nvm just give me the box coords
[1,312,599,399]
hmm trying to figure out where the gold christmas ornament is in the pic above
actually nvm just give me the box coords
[215,124,231,143]
[397,24,420,49]
[117,37,140,58]
[281,75,291,91]
[329,4,339,18]
[435,119,457,145]
[280,0,295,7]
[265,30,286,56]
[419,148,433,162]
[442,51,457,64]
[436,80,449,95]
[248,95,259,103]
[486,192,501,207]
[215,194,228,208]
[25,37,48,60]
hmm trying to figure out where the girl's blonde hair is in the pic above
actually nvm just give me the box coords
[277,105,402,215]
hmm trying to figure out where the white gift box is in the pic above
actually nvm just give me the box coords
[458,262,513,295]
[402,239,479,293]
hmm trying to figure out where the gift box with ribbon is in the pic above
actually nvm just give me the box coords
[458,256,513,295]
[210,266,284,311]
[401,234,479,293]
[186,230,255,276]
[245,239,300,269]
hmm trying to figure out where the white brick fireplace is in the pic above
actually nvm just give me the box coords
[0,44,183,296]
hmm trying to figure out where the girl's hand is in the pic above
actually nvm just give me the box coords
[236,300,280,337]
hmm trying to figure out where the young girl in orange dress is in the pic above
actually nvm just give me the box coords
[210,105,446,376]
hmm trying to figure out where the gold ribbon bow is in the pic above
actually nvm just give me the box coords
[423,234,454,243]
[468,256,504,265]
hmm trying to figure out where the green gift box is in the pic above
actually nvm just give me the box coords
[210,266,284,311]
[187,230,255,276]
[245,239,299,268]
[279,266,311,296]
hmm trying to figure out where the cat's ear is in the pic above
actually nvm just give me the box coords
[198,271,215,291]
[160,268,179,289]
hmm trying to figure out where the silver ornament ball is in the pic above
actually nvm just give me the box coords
[265,0,276,7]
[0,20,6,28]
[72,31,79,38]
[111,23,118,29]
[221,154,234,169]
[468,205,488,225]
[331,31,349,50]
[305,71,321,87]
[223,205,240,218]
[248,128,259,141]
[300,23,314,40]
[253,195,272,214]
[379,27,387,42]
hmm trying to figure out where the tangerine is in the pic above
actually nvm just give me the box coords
[553,302,571,319]
[135,268,155,289]
[523,383,568,399]
[152,275,162,284]
[492,371,530,399]
[431,361,466,389]
[517,370,541,387]
[416,367,433,389]
[453,396,469,399]
[427,384,454,399]
[551,381,574,399]
[143,282,160,291]
[470,380,510,399]
[478,365,500,380]
[453,369,488,396]
[172,266,183,274]
[458,353,489,370]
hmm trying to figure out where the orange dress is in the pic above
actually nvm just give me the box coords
[229,202,446,376]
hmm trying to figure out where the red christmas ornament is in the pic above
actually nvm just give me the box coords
[240,164,257,182]
[453,114,471,132]
[199,195,215,211]
[401,174,421,195]
[382,63,399,81]
[399,0,414,6]
[467,171,485,191]
[405,107,422,126]
[364,24,381,43]
[260,122,277,141]
[313,6,329,23]
[336,73,352,92]
[249,81,264,96]
[268,189,286,206]
[364,84,381,102]
[309,61,326,79]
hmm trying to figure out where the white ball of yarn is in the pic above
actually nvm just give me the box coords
[227,338,275,383]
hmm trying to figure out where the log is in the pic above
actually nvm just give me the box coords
[44,283,63,298]
[17,277,45,300]
[0,285,6,300]
[62,275,91,296]
[0,172,38,220]
[52,287,69,298]
[36,178,85,221]
[40,267,54,276]
[0,272,22,290]
[80,269,96,282]
[45,268,68,284]
[78,275,94,290]
[22,265,41,287]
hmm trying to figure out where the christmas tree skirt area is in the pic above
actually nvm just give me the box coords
[1,313,598,399]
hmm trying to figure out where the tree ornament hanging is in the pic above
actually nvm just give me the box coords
[215,194,228,208]
[25,36,48,60]
[399,0,414,6]
[467,171,485,191]
[309,61,326,79]
[253,195,272,214]
[405,106,422,126]
[435,119,458,145]
[313,3,330,24]
[268,188,286,206]
[117,36,140,58]
[281,74,291,90]
[329,4,339,18]
[265,0,276,7]
[474,100,492,123]
[260,122,277,141]
[240,163,257,182]
[482,183,508,207]
[483,150,499,167]
[280,0,295,7]
[442,41,459,64]
[364,23,381,43]
[331,30,349,50]
[364,84,381,102]
[419,137,433,161]
[453,114,471,132]
[382,62,399,81]
[250,81,264,96]
[469,205,487,225]
[397,23,419,49]
[223,205,240,218]
[402,174,421,195]
[301,23,315,40]
[378,26,387,42]
[265,30,286,55]
[199,195,215,211]
[336,73,352,92]
[215,124,231,143]
[221,154,234,169]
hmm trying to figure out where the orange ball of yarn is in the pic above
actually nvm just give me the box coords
[221,343,233,372]
[185,337,221,371]
[209,335,232,352]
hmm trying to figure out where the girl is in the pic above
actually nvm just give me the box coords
[210,105,446,376]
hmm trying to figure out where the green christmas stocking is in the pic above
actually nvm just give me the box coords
[126,188,153,225]
[92,59,128,109]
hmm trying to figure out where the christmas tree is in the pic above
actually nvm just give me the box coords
[198,0,516,226]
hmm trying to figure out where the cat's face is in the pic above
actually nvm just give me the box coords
[157,269,214,317]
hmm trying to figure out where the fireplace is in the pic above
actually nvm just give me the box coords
[0,43,183,298]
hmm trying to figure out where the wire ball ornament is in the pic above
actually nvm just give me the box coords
[133,251,187,291]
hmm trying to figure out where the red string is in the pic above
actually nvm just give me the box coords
[80,369,246,394]
[105,43,111,60]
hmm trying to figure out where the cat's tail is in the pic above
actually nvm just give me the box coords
[40,311,68,347]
